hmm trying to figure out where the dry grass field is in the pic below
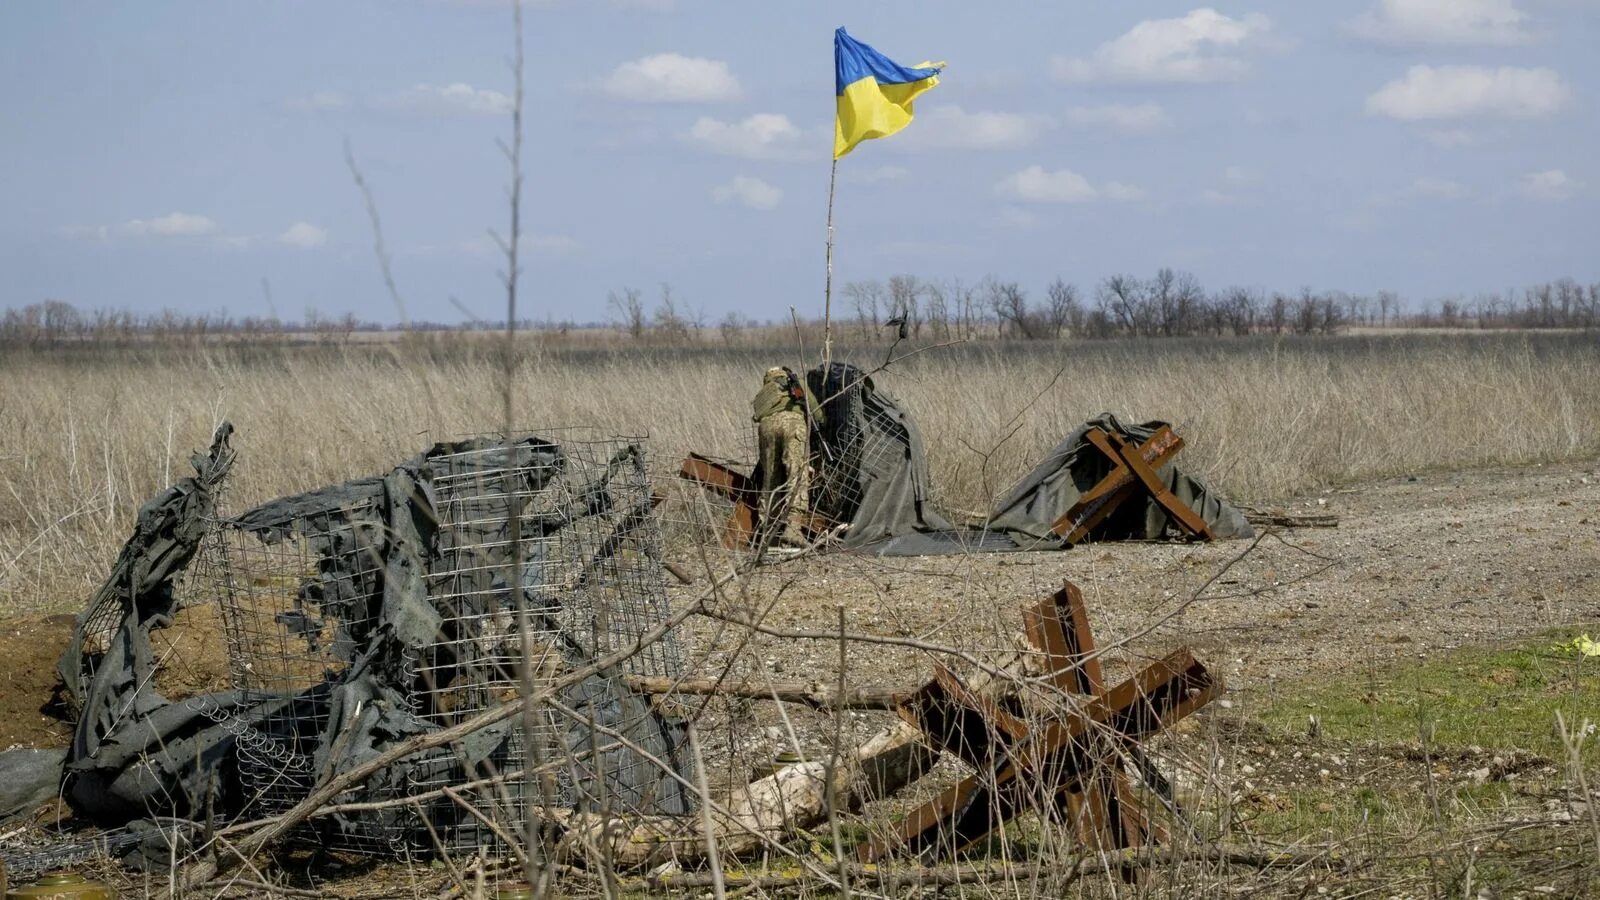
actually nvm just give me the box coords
[2,330,1599,897]
[2,331,1597,616]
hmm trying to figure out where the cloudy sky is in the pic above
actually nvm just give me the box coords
[2,1,1595,324]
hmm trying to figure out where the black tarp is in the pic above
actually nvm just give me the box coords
[806,363,963,552]
[801,367,1252,556]
[57,423,241,822]
[987,412,1255,547]
[34,425,692,853]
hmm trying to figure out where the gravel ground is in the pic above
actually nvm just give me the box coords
[4,459,1598,895]
[665,458,1600,773]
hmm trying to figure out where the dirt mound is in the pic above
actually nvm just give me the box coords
[149,601,234,700]
[0,615,74,750]
[0,602,235,751]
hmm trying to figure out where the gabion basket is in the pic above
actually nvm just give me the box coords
[204,429,690,854]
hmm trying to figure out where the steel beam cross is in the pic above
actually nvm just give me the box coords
[1050,426,1216,545]
[860,580,1221,864]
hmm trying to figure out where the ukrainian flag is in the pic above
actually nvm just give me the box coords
[834,27,943,159]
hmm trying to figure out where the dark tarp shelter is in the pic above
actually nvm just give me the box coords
[801,368,1252,556]
[806,363,956,548]
[986,412,1255,548]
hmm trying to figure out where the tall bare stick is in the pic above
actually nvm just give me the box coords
[822,156,839,373]
[344,140,409,326]
[490,1,558,895]
[825,604,851,895]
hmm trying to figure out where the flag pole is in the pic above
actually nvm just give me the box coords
[823,155,838,375]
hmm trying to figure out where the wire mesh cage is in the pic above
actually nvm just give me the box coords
[807,364,921,527]
[202,429,691,855]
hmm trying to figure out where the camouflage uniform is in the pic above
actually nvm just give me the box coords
[752,367,819,546]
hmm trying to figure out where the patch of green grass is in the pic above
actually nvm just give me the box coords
[1238,782,1516,843]
[1256,628,1600,760]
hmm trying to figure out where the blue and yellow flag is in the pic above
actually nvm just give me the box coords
[834,27,943,159]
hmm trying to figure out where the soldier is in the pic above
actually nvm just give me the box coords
[751,366,823,547]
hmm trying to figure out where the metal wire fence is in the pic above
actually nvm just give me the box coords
[199,429,688,855]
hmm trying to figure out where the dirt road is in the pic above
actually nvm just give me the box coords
[668,459,1600,705]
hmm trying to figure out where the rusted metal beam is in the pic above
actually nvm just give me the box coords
[861,579,1220,865]
[1051,427,1184,543]
[677,452,837,550]
[1103,431,1214,540]
[677,453,760,548]
[1050,427,1211,544]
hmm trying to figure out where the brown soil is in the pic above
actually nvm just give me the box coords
[0,614,75,750]
[6,459,1596,753]
[670,458,1600,696]
[148,600,235,700]
[0,601,234,751]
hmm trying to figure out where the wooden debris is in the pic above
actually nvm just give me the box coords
[623,675,909,710]
[559,720,937,870]
[1241,506,1340,528]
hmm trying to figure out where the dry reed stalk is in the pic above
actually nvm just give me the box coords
[3,334,1599,611]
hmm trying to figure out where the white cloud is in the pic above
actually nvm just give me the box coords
[844,165,912,185]
[601,53,741,103]
[278,222,328,248]
[1348,0,1532,46]
[1199,168,1257,204]
[286,91,350,112]
[379,83,513,116]
[1518,169,1582,202]
[121,212,220,237]
[1062,103,1171,134]
[58,224,110,240]
[1421,128,1476,148]
[1102,182,1148,202]
[711,175,783,210]
[684,113,807,160]
[62,211,241,244]
[996,166,1144,204]
[1406,176,1465,199]
[1052,9,1274,84]
[908,105,1048,150]
[999,167,1095,204]
[1366,65,1569,120]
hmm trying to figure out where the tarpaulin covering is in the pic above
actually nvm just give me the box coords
[56,423,241,822]
[35,425,692,856]
[987,412,1255,547]
[800,369,1252,556]
[805,363,965,553]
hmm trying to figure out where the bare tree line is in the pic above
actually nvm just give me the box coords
[1413,278,1600,330]
[832,272,1599,340]
[5,275,1596,350]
